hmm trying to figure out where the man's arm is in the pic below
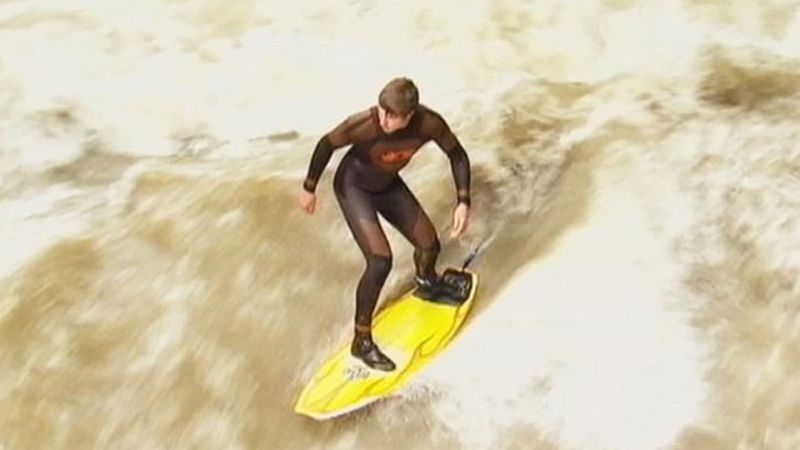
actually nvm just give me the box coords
[430,114,471,207]
[302,115,357,193]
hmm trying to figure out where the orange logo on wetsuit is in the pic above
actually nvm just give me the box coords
[379,148,415,164]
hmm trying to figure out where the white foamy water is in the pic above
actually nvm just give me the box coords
[420,154,707,449]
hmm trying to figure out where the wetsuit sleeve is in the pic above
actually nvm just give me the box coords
[430,115,471,207]
[302,116,357,193]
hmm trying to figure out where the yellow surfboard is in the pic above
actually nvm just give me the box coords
[295,267,478,420]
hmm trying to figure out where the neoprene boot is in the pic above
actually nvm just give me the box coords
[351,333,396,372]
[414,273,463,300]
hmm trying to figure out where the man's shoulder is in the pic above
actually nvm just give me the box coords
[327,107,377,142]
[417,104,450,136]
[418,103,442,119]
[343,107,375,126]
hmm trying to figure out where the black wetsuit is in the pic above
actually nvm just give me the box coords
[303,104,470,331]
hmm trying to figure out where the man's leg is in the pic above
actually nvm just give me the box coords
[375,178,444,285]
[334,180,396,371]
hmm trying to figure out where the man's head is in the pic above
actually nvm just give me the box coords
[377,77,418,133]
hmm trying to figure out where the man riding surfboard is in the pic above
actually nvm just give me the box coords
[299,77,472,371]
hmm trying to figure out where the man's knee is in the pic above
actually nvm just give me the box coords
[418,236,440,254]
[366,254,393,279]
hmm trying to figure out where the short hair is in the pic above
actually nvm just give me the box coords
[378,77,419,116]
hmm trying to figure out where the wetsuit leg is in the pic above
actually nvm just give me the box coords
[334,164,398,371]
[374,177,440,280]
[333,177,393,331]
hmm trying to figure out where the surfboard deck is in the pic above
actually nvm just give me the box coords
[294,267,478,420]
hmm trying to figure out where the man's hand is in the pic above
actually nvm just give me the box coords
[450,202,470,238]
[299,189,317,214]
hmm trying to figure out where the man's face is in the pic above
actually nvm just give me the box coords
[378,106,414,133]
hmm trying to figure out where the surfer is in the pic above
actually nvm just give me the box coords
[299,77,471,371]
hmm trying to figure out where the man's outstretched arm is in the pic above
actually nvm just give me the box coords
[431,115,471,207]
[302,115,357,193]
